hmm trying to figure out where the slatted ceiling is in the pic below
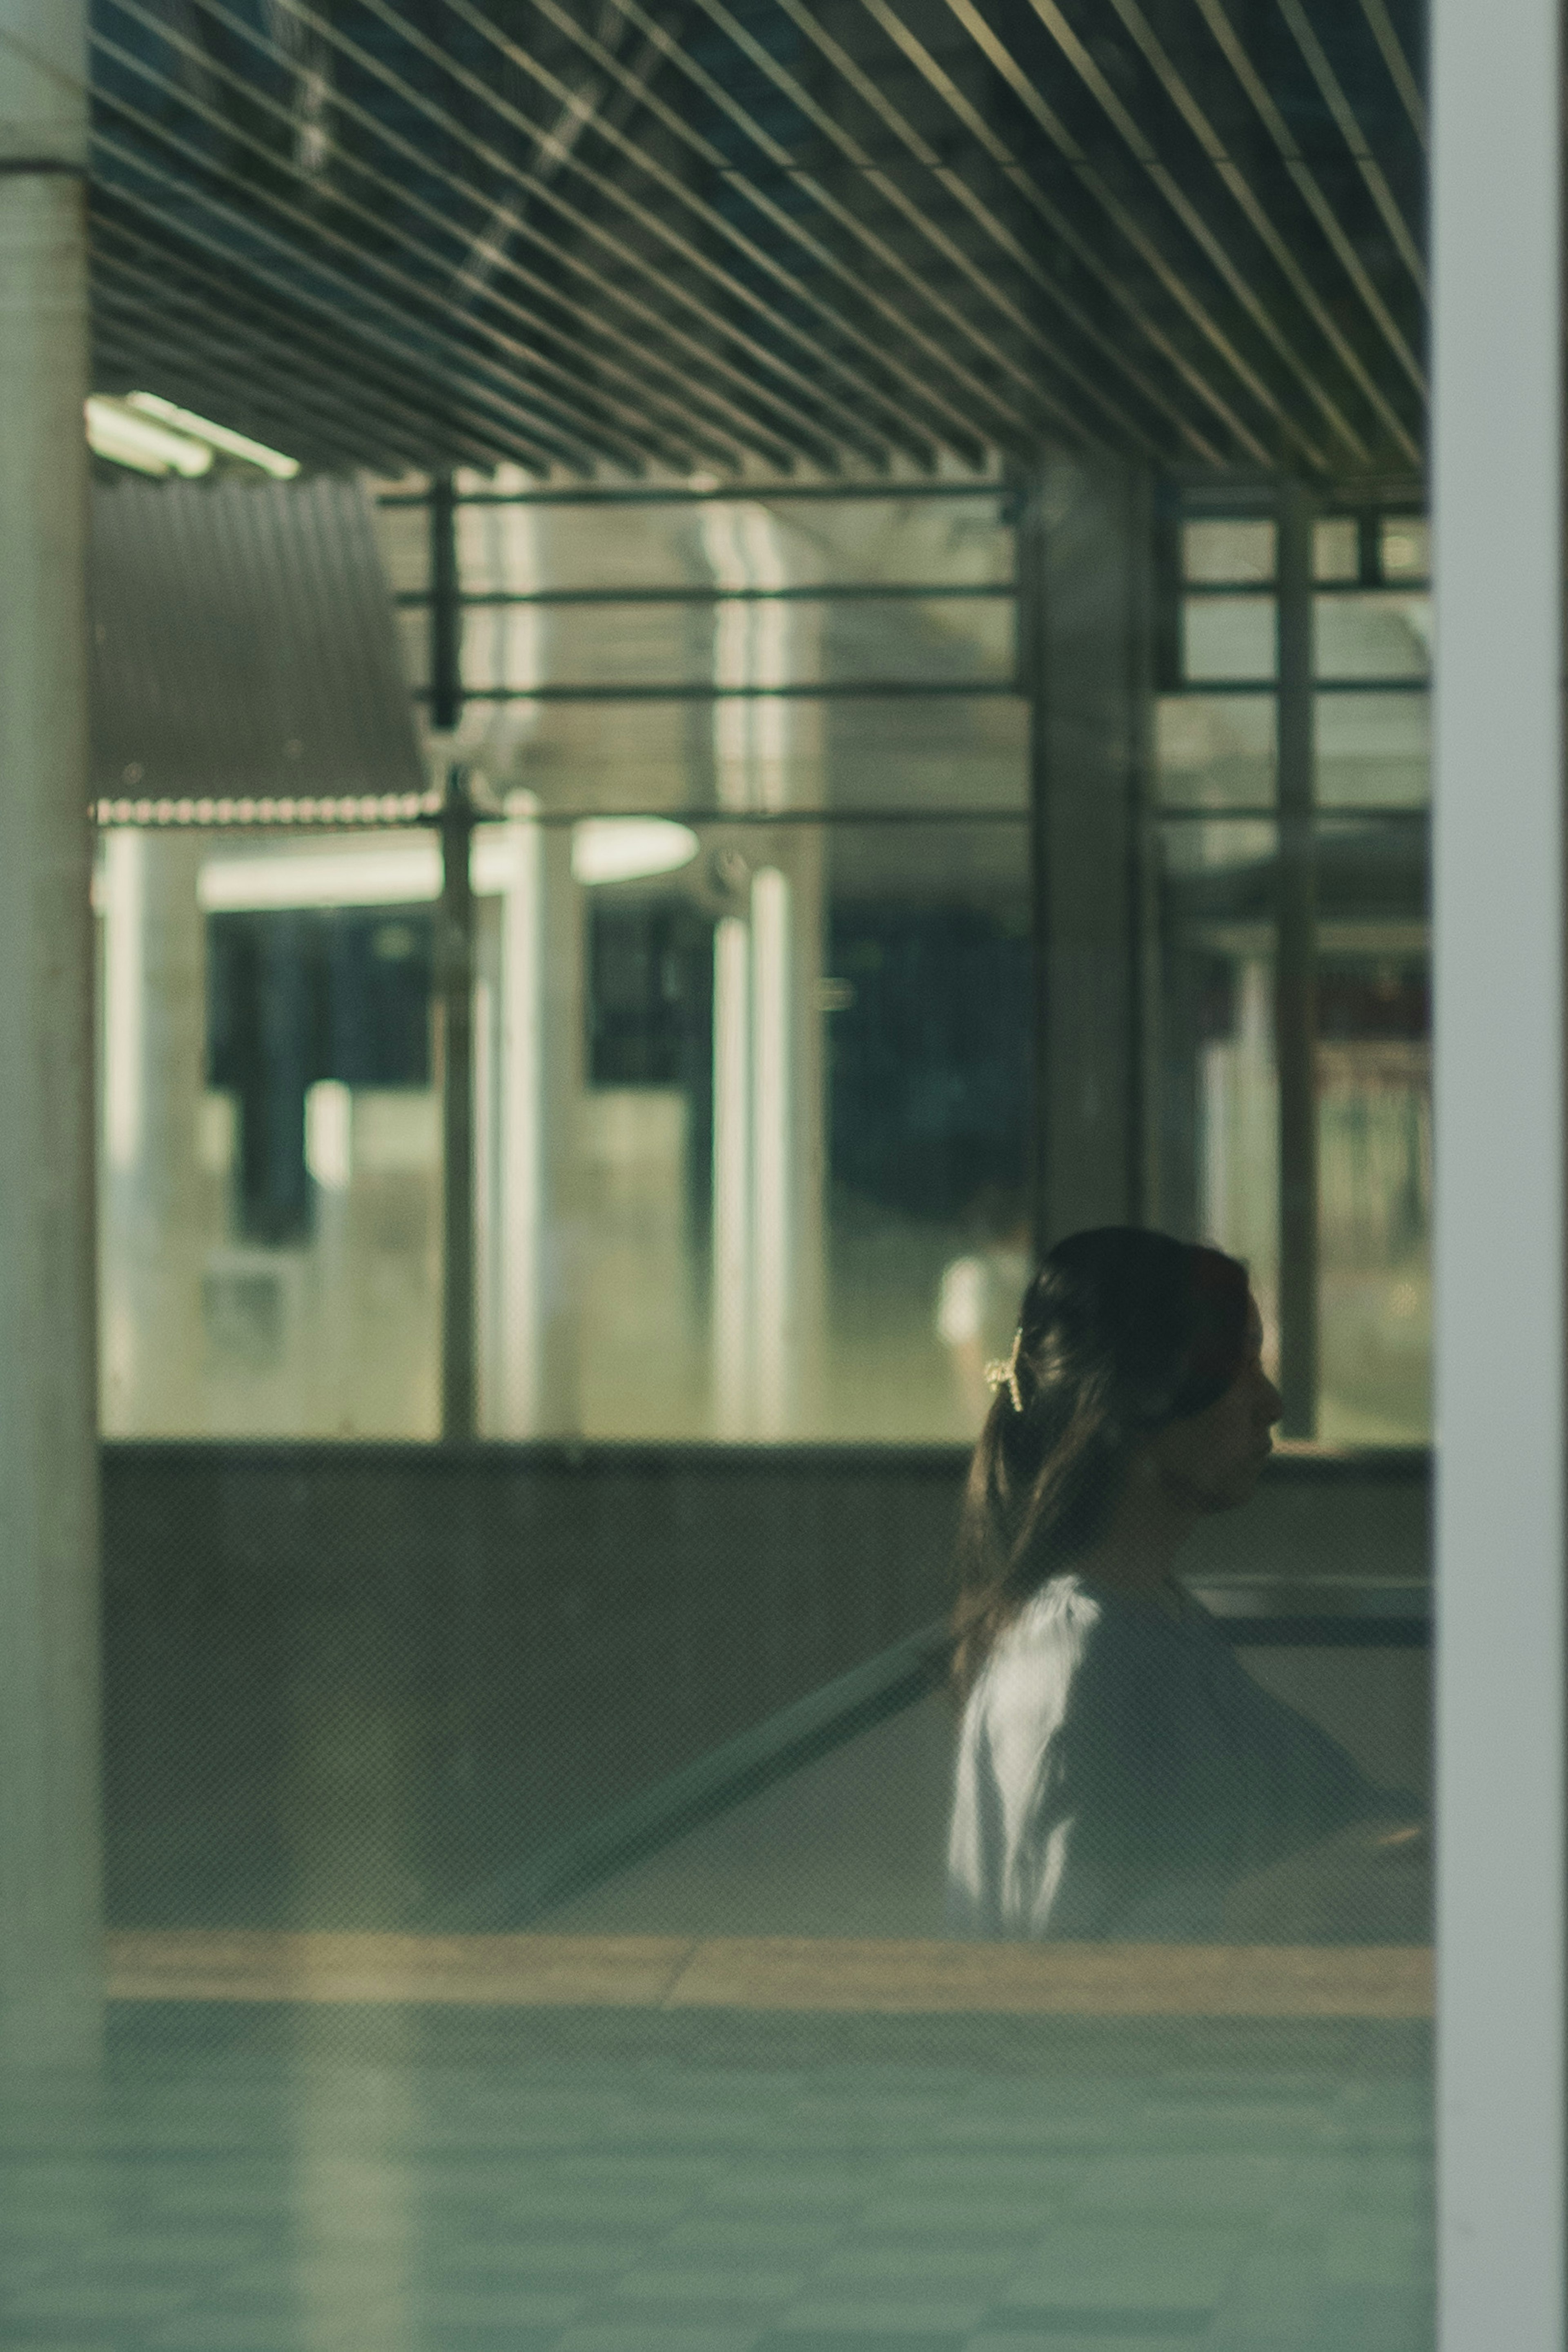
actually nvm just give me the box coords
[86,0,1427,483]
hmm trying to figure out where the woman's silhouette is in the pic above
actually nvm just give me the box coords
[947,1227,1420,1940]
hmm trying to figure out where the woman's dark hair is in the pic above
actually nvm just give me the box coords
[951,1227,1252,1695]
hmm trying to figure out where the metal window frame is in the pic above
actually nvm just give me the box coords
[1154,485,1434,1435]
[1431,0,1565,2339]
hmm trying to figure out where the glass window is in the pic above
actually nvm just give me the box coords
[1317,691,1431,809]
[1381,516,1432,581]
[1316,591,1432,681]
[98,826,443,1438]
[1182,517,1276,583]
[1314,516,1361,582]
[1181,593,1278,682]
[1155,495,1432,1445]
[1153,817,1281,1371]
[1317,947,1432,1447]
[468,810,1031,1444]
[100,489,1029,1444]
[1157,694,1276,809]
[69,0,1447,2336]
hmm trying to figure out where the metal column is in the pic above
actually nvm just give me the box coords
[1023,456,1151,1254]
[438,774,477,1441]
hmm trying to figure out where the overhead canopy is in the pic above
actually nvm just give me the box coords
[89,0,1426,483]
[89,475,426,803]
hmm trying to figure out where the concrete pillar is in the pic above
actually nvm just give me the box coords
[1022,456,1153,1248]
[0,0,101,2063]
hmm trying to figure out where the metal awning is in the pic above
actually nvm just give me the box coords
[88,0,1425,481]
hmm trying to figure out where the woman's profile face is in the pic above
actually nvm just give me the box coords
[1149,1298,1282,1512]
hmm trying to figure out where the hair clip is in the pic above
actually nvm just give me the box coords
[984,1329,1025,1414]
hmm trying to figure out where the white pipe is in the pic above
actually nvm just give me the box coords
[1432,0,1564,2336]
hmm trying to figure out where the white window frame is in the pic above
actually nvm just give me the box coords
[1432,0,1565,2339]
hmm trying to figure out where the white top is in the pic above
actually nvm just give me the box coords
[947,1574,1383,1940]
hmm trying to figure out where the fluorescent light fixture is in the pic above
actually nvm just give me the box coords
[198,842,440,910]
[86,396,212,479]
[127,392,299,480]
[571,817,699,885]
[198,817,699,912]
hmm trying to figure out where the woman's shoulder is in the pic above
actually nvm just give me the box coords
[982,1575,1191,1699]
[985,1575,1154,1684]
[964,1577,1182,1767]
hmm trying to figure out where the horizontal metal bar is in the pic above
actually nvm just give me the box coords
[1154,804,1430,822]
[394,581,1016,607]
[540,804,1029,825]
[91,800,1030,829]
[1169,676,1431,695]
[378,480,1011,508]
[411,679,1021,702]
[95,795,1424,832]
[100,1434,1429,1475]
[1179,579,1432,597]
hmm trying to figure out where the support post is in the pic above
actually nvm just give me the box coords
[1274,481,1318,1436]
[1432,0,1565,2334]
[429,471,461,733]
[439,773,477,1440]
[0,0,101,2065]
[1023,455,1152,1253]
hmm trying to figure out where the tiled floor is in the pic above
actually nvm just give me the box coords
[0,2007,1434,2352]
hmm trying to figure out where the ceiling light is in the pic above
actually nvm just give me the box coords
[86,397,212,479]
[198,842,441,911]
[127,392,299,480]
[571,818,700,885]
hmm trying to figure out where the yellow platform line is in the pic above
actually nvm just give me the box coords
[105,1932,1434,2018]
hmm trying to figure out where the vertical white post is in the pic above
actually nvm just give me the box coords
[102,828,145,1177]
[496,802,544,1433]
[99,828,144,1429]
[0,0,100,2064]
[712,914,752,1436]
[1432,0,1564,2337]
[751,866,793,1437]
[704,502,823,1437]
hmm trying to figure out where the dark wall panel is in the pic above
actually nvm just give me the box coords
[102,1443,969,1931]
[101,1443,1430,1933]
